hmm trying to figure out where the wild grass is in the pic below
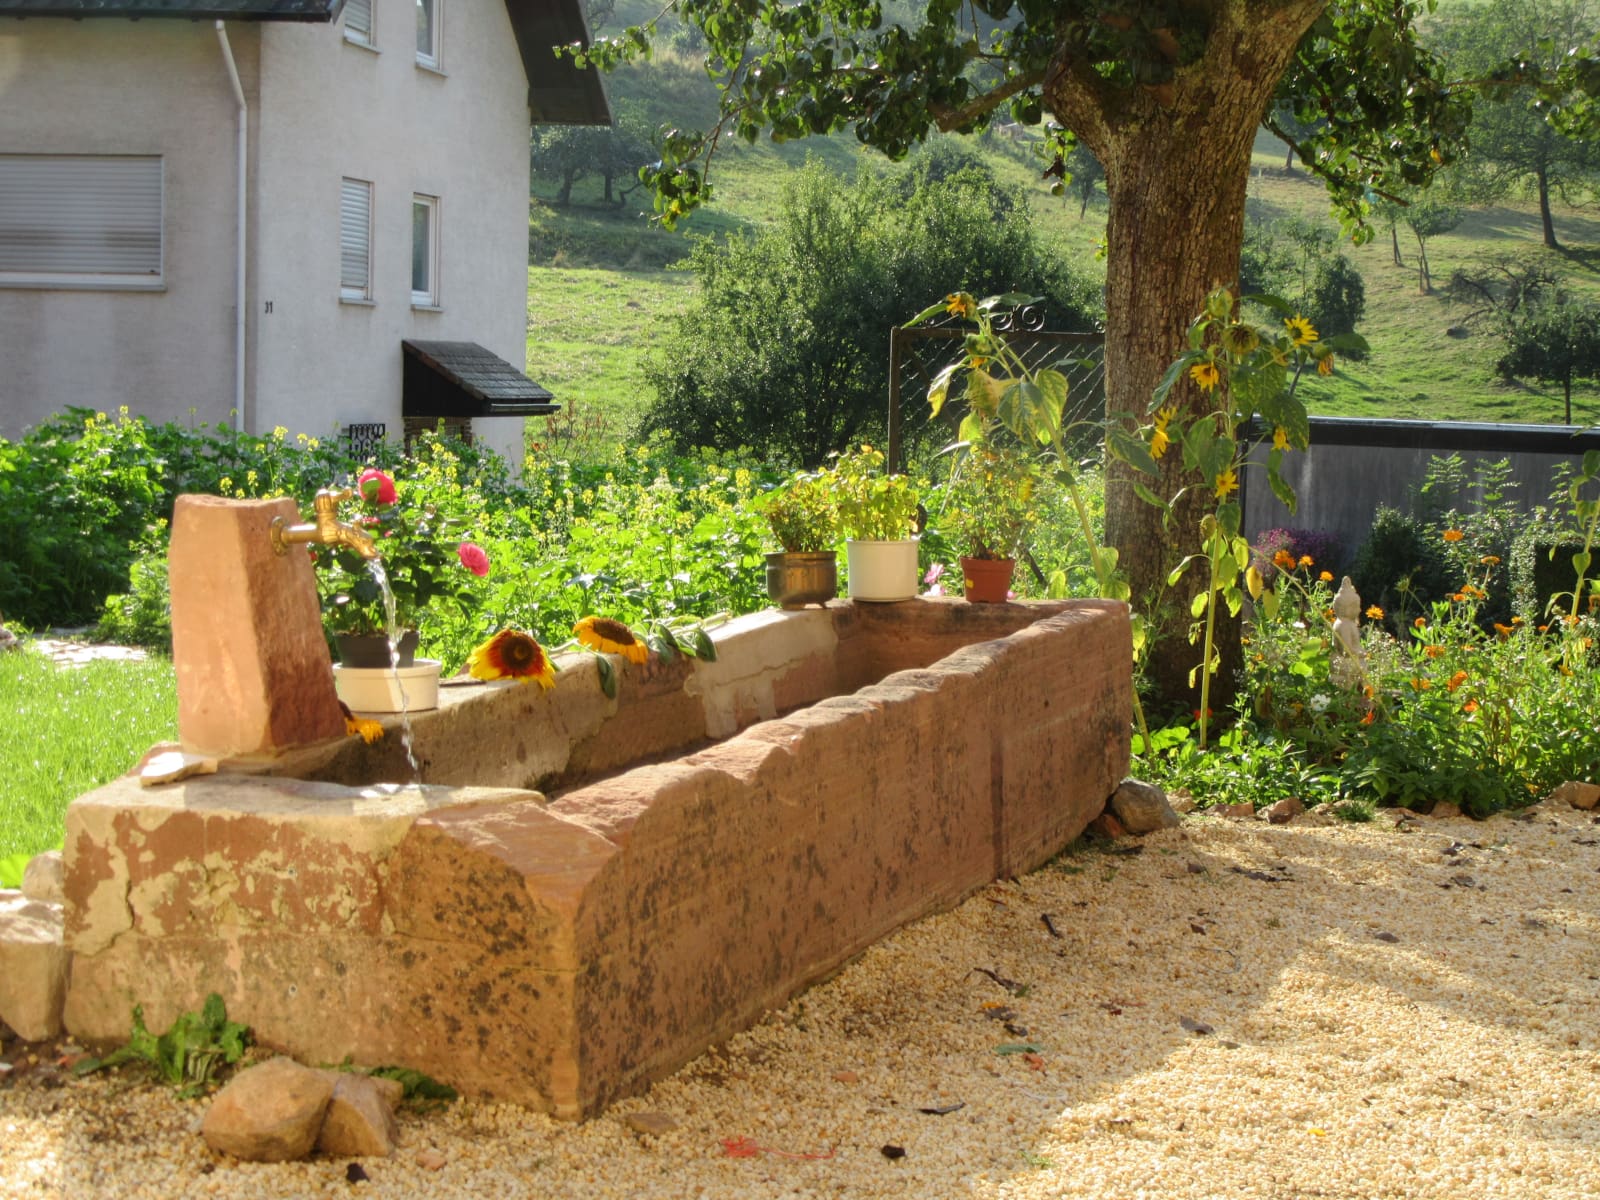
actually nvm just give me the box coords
[0,649,176,879]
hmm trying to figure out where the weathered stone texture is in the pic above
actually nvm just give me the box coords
[170,495,346,757]
[201,1056,334,1162]
[65,599,1132,1118]
[0,894,69,1041]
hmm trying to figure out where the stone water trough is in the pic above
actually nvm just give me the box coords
[60,496,1132,1119]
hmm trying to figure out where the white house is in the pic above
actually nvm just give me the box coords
[0,0,608,466]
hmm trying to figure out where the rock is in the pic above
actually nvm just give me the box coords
[20,852,64,904]
[315,1072,402,1158]
[1265,797,1304,825]
[415,1149,447,1171]
[137,749,220,788]
[1550,781,1600,811]
[831,1069,860,1084]
[0,895,69,1041]
[1429,800,1462,819]
[1218,802,1256,820]
[1166,787,1197,814]
[1108,778,1181,834]
[1087,812,1128,840]
[622,1111,680,1137]
[201,1056,335,1163]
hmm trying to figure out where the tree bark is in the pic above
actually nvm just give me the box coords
[1044,1,1323,715]
[1536,166,1559,250]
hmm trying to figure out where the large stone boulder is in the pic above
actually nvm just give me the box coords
[1108,778,1182,834]
[0,893,69,1041]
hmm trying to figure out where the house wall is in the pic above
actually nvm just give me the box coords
[0,21,258,437]
[253,0,534,465]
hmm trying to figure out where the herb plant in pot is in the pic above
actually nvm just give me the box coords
[832,445,922,602]
[313,468,489,711]
[939,444,1039,602]
[761,469,840,608]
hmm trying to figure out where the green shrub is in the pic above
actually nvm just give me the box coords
[1349,506,1453,627]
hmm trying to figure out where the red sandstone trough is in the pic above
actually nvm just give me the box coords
[64,587,1130,1118]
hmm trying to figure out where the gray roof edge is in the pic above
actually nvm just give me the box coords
[0,0,344,20]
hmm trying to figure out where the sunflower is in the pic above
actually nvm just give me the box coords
[1214,467,1238,499]
[1316,353,1335,376]
[339,701,385,744]
[1149,404,1177,459]
[575,615,649,665]
[1189,360,1221,392]
[1284,315,1318,346]
[944,292,975,320]
[1221,323,1259,357]
[468,628,556,688]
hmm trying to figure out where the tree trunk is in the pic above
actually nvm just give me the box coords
[1564,374,1573,426]
[556,173,575,207]
[1390,223,1403,267]
[1044,2,1323,716]
[1536,167,1559,250]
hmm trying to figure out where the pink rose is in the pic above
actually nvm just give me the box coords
[457,542,490,577]
[356,468,397,505]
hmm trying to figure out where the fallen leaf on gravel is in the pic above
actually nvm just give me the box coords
[972,967,1025,994]
[1040,913,1063,938]
[1021,1053,1046,1072]
[1179,1016,1215,1035]
[1189,921,1207,934]
[994,1043,1044,1055]
[980,1006,1017,1022]
[881,1145,906,1160]
[1186,862,1207,874]
[917,1102,965,1115]
[1229,866,1290,883]
[722,1136,836,1161]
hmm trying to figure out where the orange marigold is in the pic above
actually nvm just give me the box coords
[1442,529,1465,543]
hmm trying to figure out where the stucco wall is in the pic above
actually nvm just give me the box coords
[0,22,256,436]
[1,4,535,464]
[253,0,533,456]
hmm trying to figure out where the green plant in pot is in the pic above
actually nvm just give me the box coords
[313,468,489,671]
[831,445,922,602]
[939,443,1039,602]
[761,469,840,608]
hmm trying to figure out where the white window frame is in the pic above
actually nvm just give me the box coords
[0,154,164,290]
[343,0,375,48]
[411,193,439,308]
[340,177,373,303]
[415,0,441,70]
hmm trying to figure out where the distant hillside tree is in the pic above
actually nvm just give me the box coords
[640,160,1098,465]
[531,111,652,207]
[1497,299,1600,424]
[1400,194,1465,293]
[1431,0,1600,249]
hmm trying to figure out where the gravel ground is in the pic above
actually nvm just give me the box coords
[5,802,1599,1200]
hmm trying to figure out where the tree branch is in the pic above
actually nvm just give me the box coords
[929,67,1048,132]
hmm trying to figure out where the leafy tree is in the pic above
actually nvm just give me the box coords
[530,115,652,207]
[1496,299,1600,424]
[576,0,1474,706]
[640,160,1097,465]
[1431,0,1600,250]
[1399,194,1465,294]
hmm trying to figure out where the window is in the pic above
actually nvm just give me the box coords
[0,154,163,288]
[343,0,374,46]
[415,0,439,68]
[340,177,373,302]
[411,194,438,307]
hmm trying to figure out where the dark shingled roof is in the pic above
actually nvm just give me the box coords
[0,0,610,123]
[402,340,558,419]
[0,0,343,18]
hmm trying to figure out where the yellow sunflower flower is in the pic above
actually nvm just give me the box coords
[1214,468,1238,499]
[944,292,975,320]
[1150,404,1177,459]
[339,702,385,744]
[1284,315,1318,346]
[1316,353,1334,376]
[1189,360,1221,392]
[468,628,556,688]
[575,615,649,665]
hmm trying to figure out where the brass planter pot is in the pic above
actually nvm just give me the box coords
[765,551,838,609]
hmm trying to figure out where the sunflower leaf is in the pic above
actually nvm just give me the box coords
[692,628,717,661]
[595,654,617,699]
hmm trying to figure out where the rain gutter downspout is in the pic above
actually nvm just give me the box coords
[216,21,247,434]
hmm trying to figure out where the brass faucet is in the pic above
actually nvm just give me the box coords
[269,486,379,559]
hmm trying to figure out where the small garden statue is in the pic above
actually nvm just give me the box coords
[1330,576,1364,690]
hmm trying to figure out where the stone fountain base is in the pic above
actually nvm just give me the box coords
[63,599,1130,1118]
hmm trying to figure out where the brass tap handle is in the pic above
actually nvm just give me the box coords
[269,485,380,558]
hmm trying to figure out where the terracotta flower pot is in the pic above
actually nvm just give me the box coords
[334,630,419,668]
[960,556,1016,603]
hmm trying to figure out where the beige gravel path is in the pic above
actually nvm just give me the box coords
[4,802,1598,1199]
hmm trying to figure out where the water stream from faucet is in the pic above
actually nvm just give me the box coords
[367,558,421,780]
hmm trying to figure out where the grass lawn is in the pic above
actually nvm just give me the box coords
[0,649,176,883]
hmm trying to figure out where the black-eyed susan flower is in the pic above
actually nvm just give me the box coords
[1189,360,1221,392]
[1284,315,1318,346]
[575,615,649,665]
[469,628,556,688]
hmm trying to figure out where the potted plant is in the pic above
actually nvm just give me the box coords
[312,468,489,710]
[831,445,922,602]
[939,444,1039,602]
[760,469,840,608]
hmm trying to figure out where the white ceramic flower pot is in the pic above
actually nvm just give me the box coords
[333,659,441,713]
[845,538,919,602]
